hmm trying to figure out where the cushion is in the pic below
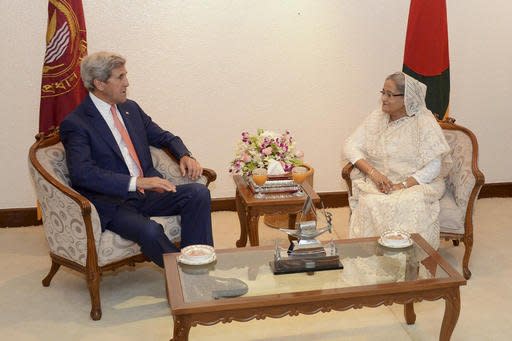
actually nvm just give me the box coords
[98,215,182,266]
[443,130,476,210]
[439,190,465,234]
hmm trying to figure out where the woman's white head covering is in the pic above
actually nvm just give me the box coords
[398,72,452,177]
[403,73,428,117]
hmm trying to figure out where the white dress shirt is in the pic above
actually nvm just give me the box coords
[89,93,139,191]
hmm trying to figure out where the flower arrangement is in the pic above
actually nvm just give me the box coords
[229,129,304,175]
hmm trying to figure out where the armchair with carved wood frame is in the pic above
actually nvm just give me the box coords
[28,128,216,320]
[342,120,484,279]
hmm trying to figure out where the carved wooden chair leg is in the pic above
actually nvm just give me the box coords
[404,302,416,324]
[87,268,102,320]
[462,234,473,280]
[42,260,61,287]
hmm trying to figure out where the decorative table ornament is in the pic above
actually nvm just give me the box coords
[269,193,343,274]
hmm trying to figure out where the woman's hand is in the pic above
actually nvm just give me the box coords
[391,183,405,192]
[389,177,419,192]
[369,170,393,194]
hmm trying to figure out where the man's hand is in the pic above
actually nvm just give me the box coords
[179,155,202,180]
[136,177,176,193]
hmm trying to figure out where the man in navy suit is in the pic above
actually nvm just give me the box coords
[60,51,213,267]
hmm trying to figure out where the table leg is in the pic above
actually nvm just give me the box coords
[403,248,417,326]
[247,212,260,246]
[404,303,416,325]
[171,316,191,341]
[440,288,461,341]
[235,191,248,247]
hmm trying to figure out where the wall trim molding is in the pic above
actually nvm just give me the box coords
[2,182,512,227]
[0,207,41,228]
[211,197,236,212]
[477,182,512,198]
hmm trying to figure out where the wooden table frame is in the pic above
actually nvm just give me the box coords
[232,174,321,247]
[164,235,466,341]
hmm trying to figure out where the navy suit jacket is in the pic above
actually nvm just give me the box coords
[60,94,190,228]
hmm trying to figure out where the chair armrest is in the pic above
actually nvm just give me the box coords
[28,161,101,267]
[150,147,217,187]
[29,130,103,268]
[201,168,217,186]
[341,162,354,196]
[439,122,485,210]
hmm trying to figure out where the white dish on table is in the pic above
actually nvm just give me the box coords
[178,245,216,265]
[378,230,413,249]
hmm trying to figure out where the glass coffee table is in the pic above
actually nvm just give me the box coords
[164,234,466,341]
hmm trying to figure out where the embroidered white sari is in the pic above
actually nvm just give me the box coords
[345,74,451,249]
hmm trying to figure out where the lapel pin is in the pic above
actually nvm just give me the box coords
[125,111,130,115]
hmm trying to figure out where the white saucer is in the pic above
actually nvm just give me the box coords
[178,253,216,265]
[378,237,413,249]
[378,230,413,249]
[178,245,216,265]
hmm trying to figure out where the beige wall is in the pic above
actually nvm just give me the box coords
[1,0,511,209]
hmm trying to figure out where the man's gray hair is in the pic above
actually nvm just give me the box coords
[80,52,126,92]
[385,72,405,94]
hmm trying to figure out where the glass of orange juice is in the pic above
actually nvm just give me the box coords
[252,168,268,199]
[292,166,308,196]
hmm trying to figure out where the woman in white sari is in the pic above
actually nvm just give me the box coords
[344,72,451,249]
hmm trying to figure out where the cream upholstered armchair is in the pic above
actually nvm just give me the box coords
[342,120,484,280]
[28,128,216,320]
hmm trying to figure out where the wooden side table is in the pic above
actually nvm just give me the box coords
[232,175,320,247]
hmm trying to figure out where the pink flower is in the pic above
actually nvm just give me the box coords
[242,132,250,143]
[229,129,303,176]
[241,153,251,162]
[262,147,273,155]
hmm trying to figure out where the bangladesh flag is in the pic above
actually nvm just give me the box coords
[403,0,450,120]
